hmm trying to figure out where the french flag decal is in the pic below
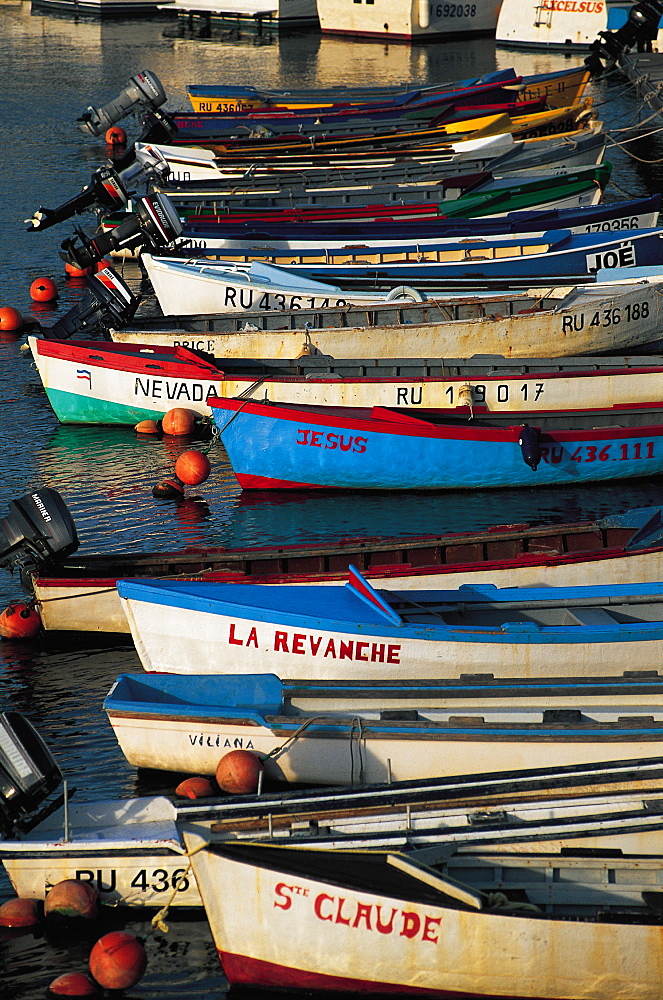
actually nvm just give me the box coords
[347,565,403,625]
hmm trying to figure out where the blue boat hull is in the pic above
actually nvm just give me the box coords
[211,399,663,491]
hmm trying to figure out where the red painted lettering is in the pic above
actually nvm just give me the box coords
[292,633,306,654]
[353,437,368,454]
[339,640,354,659]
[375,905,398,934]
[387,644,401,664]
[274,631,289,652]
[274,883,293,910]
[310,430,323,447]
[400,912,421,938]
[371,643,385,662]
[336,897,353,925]
[309,635,322,655]
[339,435,354,452]
[422,915,442,943]
[325,433,338,449]
[314,893,334,921]
[246,627,258,648]
[297,428,311,445]
[324,639,337,658]
[229,623,244,646]
[355,641,369,661]
[353,902,373,930]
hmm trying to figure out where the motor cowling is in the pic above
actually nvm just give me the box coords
[0,489,78,577]
[42,268,138,341]
[0,712,63,838]
[78,70,167,136]
[59,192,183,271]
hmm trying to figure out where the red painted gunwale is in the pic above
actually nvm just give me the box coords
[210,397,663,443]
[33,339,223,379]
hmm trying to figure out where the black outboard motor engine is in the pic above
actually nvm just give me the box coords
[59,191,183,271]
[42,268,139,341]
[26,146,171,234]
[77,70,167,136]
[111,108,180,174]
[0,489,79,582]
[0,712,63,837]
[586,0,663,73]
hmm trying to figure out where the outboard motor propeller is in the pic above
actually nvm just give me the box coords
[26,146,171,233]
[42,268,138,341]
[518,424,542,471]
[59,191,183,271]
[586,0,663,73]
[78,70,167,136]
[0,712,63,837]
[0,489,78,582]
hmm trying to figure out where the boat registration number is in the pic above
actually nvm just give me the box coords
[541,441,656,464]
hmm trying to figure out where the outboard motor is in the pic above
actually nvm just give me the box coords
[0,489,79,581]
[26,146,171,233]
[0,712,63,837]
[110,108,180,173]
[42,268,138,341]
[59,191,183,271]
[518,424,541,471]
[586,0,663,73]
[78,70,167,136]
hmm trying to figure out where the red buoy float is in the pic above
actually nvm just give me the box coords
[0,306,24,333]
[105,126,127,146]
[0,897,40,928]
[135,419,161,435]
[174,450,211,486]
[162,407,196,437]
[216,749,265,794]
[0,602,41,639]
[30,277,58,303]
[175,776,216,799]
[44,879,98,922]
[89,931,147,990]
[47,972,100,997]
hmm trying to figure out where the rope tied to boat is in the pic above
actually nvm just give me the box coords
[150,837,210,934]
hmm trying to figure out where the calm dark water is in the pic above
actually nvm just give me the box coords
[1,3,663,996]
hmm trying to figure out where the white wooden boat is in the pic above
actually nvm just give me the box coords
[141,255,419,315]
[116,568,663,681]
[496,0,662,50]
[28,504,663,632]
[316,0,503,41]
[29,336,663,427]
[116,277,663,356]
[104,670,663,784]
[142,128,589,183]
[161,0,317,31]
[184,837,663,998]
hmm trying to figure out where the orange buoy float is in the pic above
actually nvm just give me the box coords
[152,477,185,499]
[175,776,216,799]
[0,306,24,333]
[65,262,93,278]
[105,126,127,146]
[174,450,211,486]
[216,749,265,795]
[134,419,161,435]
[30,277,58,303]
[44,879,99,922]
[89,931,147,990]
[162,407,196,437]
[47,972,100,997]
[0,602,41,639]
[0,897,40,928]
